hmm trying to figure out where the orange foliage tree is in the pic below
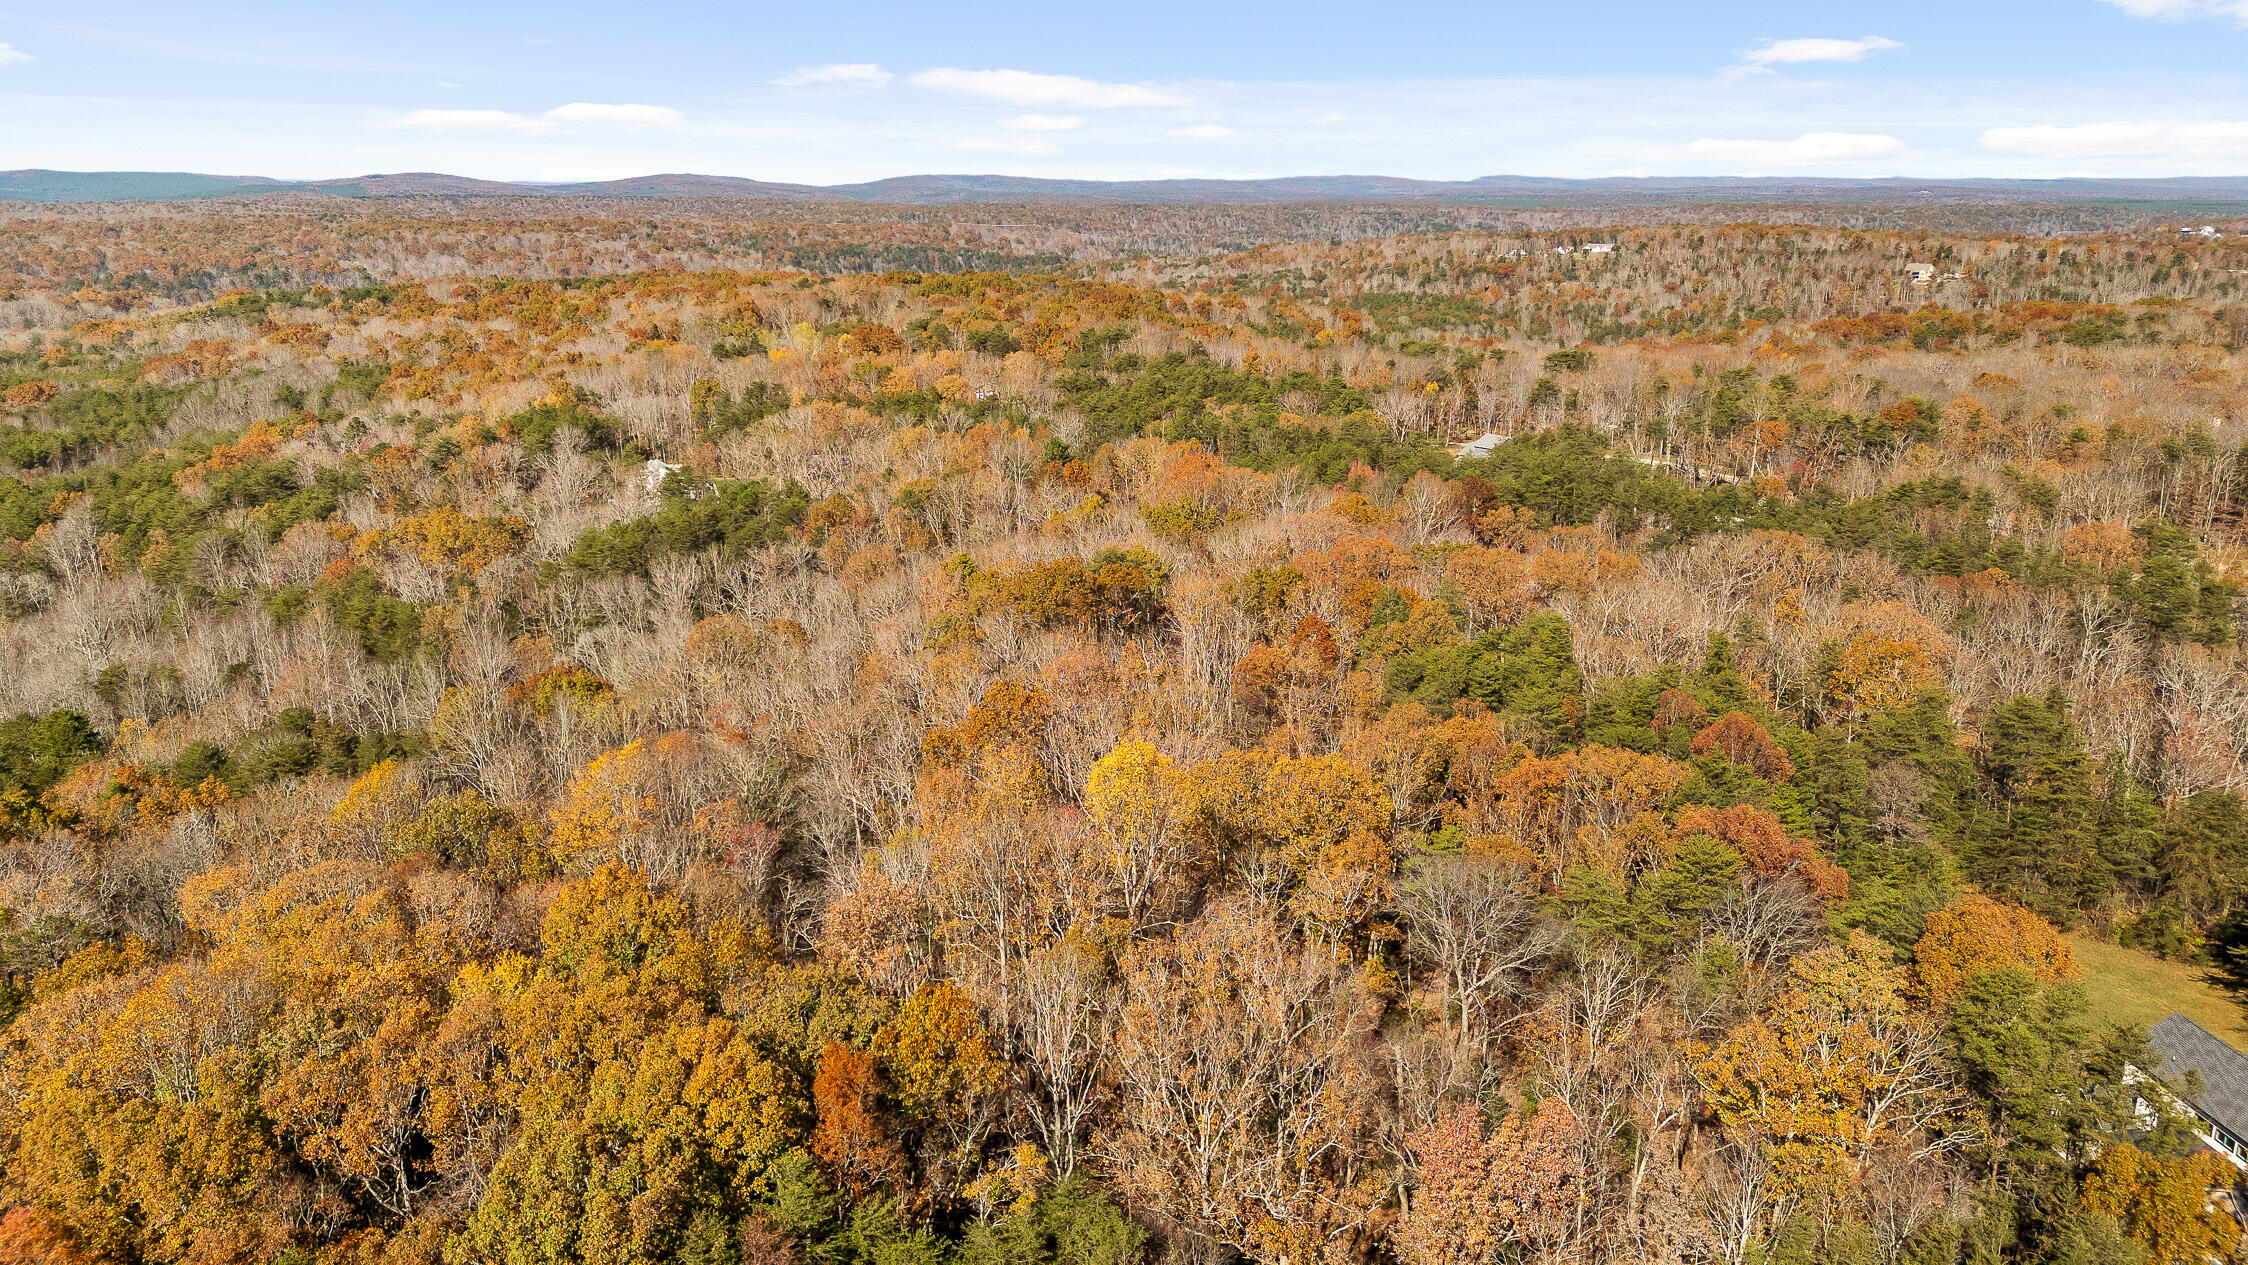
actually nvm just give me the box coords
[1912,893,2080,1011]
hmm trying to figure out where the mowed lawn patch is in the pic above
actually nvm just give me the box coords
[2063,932,2248,1049]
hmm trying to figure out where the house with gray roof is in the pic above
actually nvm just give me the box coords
[1456,431,1508,460]
[2144,1013,2248,1171]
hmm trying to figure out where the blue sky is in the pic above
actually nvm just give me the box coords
[2,0,2247,182]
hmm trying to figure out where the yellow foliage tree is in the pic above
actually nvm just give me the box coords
[1187,749,1396,935]
[2080,1142,2242,1265]
[331,758,422,849]
[1696,932,1969,1200]
[1083,739,1213,930]
[548,733,742,885]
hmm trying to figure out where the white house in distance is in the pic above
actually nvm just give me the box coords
[639,457,683,494]
[1904,262,1938,284]
[1581,242,1616,254]
[2181,225,2226,239]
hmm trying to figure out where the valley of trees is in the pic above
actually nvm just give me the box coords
[0,199,2242,1265]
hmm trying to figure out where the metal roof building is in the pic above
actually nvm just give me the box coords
[2148,1013,2248,1169]
[1456,431,1508,460]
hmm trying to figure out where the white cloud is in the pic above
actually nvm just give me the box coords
[0,42,32,65]
[397,108,550,134]
[544,102,683,125]
[909,67,1186,109]
[1685,131,1908,167]
[952,137,1064,157]
[1002,113,1082,131]
[774,62,893,88]
[1171,124,1235,139]
[1728,35,1902,77]
[1981,118,2248,159]
[2096,0,2248,21]
[396,103,682,134]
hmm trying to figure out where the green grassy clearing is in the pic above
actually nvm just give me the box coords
[2063,932,2248,1049]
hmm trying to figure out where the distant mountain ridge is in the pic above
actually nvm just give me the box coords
[6,168,2248,206]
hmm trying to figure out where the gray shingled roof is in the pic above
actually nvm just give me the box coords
[2148,1013,2248,1140]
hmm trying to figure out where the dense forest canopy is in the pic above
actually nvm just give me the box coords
[0,198,2241,1265]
